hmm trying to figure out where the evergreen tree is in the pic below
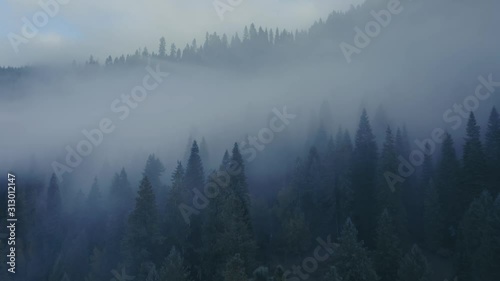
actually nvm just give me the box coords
[374,209,402,281]
[159,37,167,58]
[159,247,190,281]
[222,254,247,281]
[273,266,285,281]
[143,154,166,192]
[476,195,500,280]
[423,181,442,252]
[199,137,210,168]
[456,191,493,281]
[397,245,431,281]
[166,162,189,249]
[351,109,378,245]
[461,112,487,214]
[377,127,408,240]
[185,141,205,280]
[485,107,500,195]
[436,133,460,247]
[145,265,160,281]
[47,173,63,215]
[334,219,378,281]
[46,173,63,254]
[84,248,105,281]
[85,178,106,247]
[122,176,161,277]
[282,207,311,255]
[229,143,252,229]
[323,266,343,281]
[109,168,134,211]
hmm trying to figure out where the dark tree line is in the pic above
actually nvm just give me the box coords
[2,105,499,281]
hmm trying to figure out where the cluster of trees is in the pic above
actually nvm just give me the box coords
[2,106,499,281]
[87,22,305,68]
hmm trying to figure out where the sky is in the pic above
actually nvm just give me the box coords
[0,0,364,67]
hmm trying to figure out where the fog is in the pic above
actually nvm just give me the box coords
[1,0,500,280]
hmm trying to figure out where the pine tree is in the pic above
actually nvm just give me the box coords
[46,173,63,254]
[377,127,408,240]
[397,245,431,281]
[423,181,442,252]
[122,176,161,277]
[199,137,210,169]
[485,107,500,195]
[145,265,160,281]
[185,140,205,280]
[47,173,63,215]
[461,112,487,214]
[282,207,311,255]
[84,248,104,281]
[273,266,285,281]
[159,247,191,281]
[166,162,189,249]
[436,133,460,247]
[143,154,166,192]
[85,178,106,247]
[222,254,247,281]
[414,148,433,243]
[334,219,378,281]
[109,168,134,211]
[456,191,493,281]
[374,209,402,281]
[323,266,343,281]
[159,37,167,58]
[351,109,378,246]
[229,143,252,229]
[476,194,500,280]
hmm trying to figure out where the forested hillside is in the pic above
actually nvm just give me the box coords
[1,0,500,280]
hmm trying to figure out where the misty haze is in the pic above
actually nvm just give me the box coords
[1,0,500,280]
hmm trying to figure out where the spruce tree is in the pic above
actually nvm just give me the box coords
[122,176,161,277]
[436,133,460,247]
[222,254,247,281]
[159,37,166,58]
[397,245,431,281]
[323,266,343,281]
[476,195,500,280]
[461,112,487,214]
[199,137,210,169]
[166,162,189,250]
[485,107,500,195]
[334,218,378,281]
[85,178,106,247]
[377,127,408,240]
[423,181,442,252]
[143,154,166,193]
[159,247,190,281]
[84,248,104,281]
[46,173,63,254]
[351,109,378,245]
[185,141,205,280]
[374,209,402,281]
[456,191,493,281]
